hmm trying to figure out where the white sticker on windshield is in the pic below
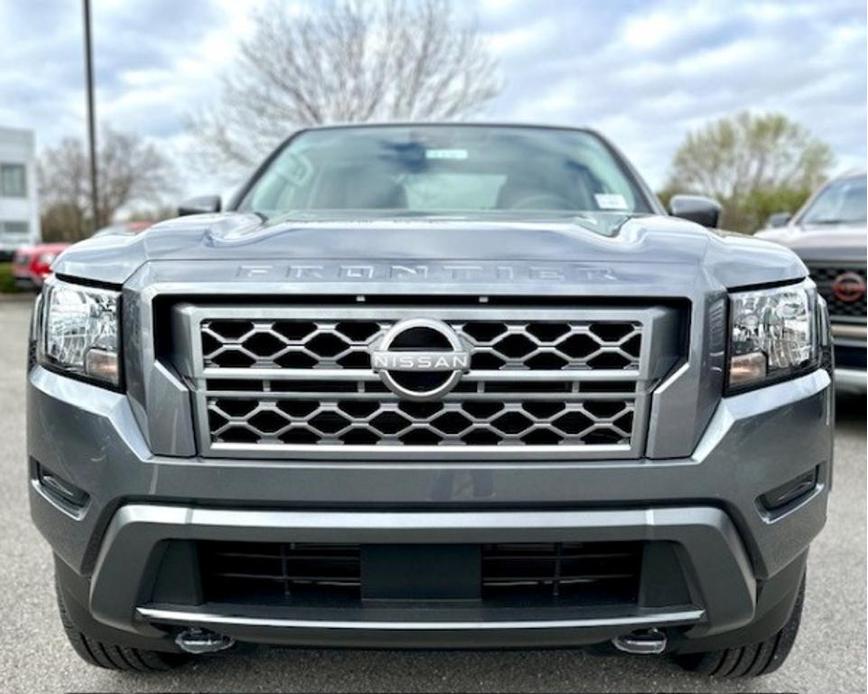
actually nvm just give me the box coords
[426,149,468,160]
[595,193,629,210]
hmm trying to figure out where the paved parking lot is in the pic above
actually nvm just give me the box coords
[0,296,864,693]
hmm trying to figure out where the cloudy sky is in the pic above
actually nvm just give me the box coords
[0,0,865,202]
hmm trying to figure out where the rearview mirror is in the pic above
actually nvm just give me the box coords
[668,194,722,228]
[766,212,792,228]
[178,195,221,217]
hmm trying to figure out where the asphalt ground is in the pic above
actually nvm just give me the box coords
[0,295,864,693]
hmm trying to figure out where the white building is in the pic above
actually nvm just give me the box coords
[0,126,40,257]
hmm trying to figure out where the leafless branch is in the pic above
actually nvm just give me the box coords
[189,0,502,174]
[38,125,176,240]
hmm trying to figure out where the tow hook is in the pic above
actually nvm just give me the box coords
[612,628,668,655]
[175,628,235,654]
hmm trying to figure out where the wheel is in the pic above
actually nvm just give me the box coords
[55,576,188,672]
[674,576,805,678]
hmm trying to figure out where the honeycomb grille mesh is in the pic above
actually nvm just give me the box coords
[207,397,635,447]
[201,319,642,371]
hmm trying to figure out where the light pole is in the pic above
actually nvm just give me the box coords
[82,0,99,232]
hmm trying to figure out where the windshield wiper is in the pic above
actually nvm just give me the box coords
[806,218,852,225]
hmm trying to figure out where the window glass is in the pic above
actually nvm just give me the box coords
[0,164,27,197]
[0,221,28,235]
[240,126,652,217]
[403,173,507,210]
[798,176,866,225]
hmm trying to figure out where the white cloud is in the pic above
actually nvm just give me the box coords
[0,0,863,199]
[620,9,681,51]
[482,0,866,187]
[486,18,556,55]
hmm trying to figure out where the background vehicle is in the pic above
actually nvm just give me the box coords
[12,242,68,289]
[90,220,153,238]
[12,221,153,290]
[757,172,866,390]
[29,124,832,679]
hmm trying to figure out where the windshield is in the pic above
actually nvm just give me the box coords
[798,175,867,226]
[237,126,654,218]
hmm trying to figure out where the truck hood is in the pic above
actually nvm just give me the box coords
[754,223,866,264]
[54,211,805,291]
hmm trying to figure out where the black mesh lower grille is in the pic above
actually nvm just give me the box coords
[199,542,361,604]
[198,541,644,607]
[480,542,642,602]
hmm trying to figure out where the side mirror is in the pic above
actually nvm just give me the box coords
[668,194,722,228]
[178,195,221,217]
[766,212,792,228]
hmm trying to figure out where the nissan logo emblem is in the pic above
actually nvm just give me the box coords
[832,271,866,303]
[371,318,470,401]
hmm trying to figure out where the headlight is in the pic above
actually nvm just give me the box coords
[38,278,121,387]
[728,280,818,392]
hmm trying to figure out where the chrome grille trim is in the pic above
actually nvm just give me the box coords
[177,305,676,460]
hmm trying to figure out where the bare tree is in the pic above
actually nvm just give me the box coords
[191,0,502,172]
[39,126,176,241]
[663,111,834,232]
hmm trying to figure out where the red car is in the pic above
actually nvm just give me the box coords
[12,242,69,290]
[13,222,153,290]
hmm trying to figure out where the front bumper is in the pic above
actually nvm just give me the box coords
[99,505,745,647]
[831,325,866,390]
[13,274,35,290]
[29,366,832,648]
[835,367,866,390]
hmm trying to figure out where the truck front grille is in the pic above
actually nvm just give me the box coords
[808,264,867,321]
[179,304,670,460]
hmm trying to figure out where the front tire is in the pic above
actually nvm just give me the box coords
[674,576,805,678]
[55,576,188,672]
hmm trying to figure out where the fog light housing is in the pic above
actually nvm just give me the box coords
[35,461,90,512]
[759,467,819,512]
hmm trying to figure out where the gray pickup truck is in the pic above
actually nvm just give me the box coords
[28,124,833,678]
[757,171,866,391]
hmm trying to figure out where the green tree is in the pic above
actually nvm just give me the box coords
[663,112,834,232]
